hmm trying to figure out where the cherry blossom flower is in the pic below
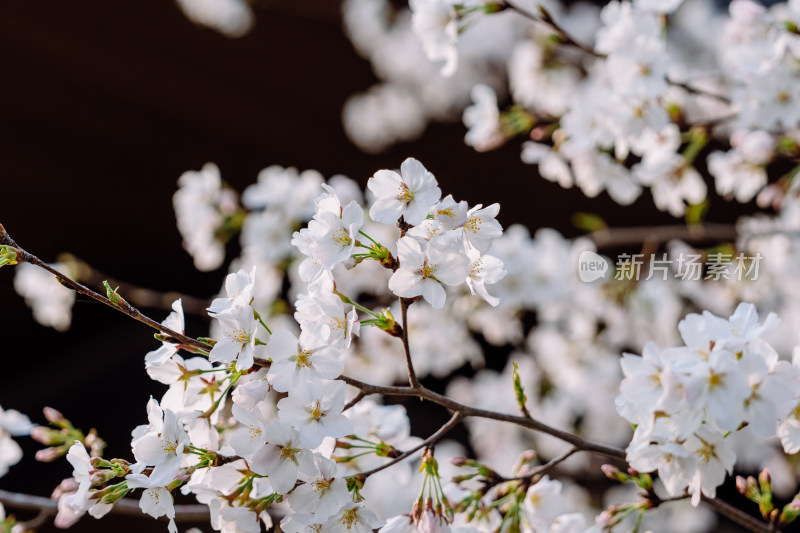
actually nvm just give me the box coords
[324,502,384,533]
[409,0,459,77]
[132,408,189,486]
[289,454,350,520]
[368,158,441,226]
[209,304,266,371]
[207,268,256,316]
[126,473,178,533]
[249,420,315,493]
[277,380,352,448]
[266,329,345,393]
[388,236,469,308]
[145,300,185,367]
[462,204,503,252]
[463,84,503,151]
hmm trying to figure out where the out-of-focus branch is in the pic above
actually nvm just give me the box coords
[0,489,210,522]
[62,253,211,316]
[500,2,734,106]
[588,223,738,249]
[500,0,601,58]
[701,495,777,533]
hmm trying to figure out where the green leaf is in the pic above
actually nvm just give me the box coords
[685,199,709,226]
[571,212,607,233]
[512,362,528,414]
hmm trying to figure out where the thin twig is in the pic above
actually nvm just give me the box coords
[399,298,421,389]
[0,224,212,353]
[356,412,462,479]
[343,391,366,412]
[501,0,601,58]
[18,508,49,530]
[666,77,732,105]
[0,489,210,522]
[500,447,579,483]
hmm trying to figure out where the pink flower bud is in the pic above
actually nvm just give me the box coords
[736,476,747,494]
[43,407,66,425]
[35,446,64,463]
[30,426,62,445]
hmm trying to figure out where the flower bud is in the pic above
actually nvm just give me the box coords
[43,407,68,427]
[36,446,67,463]
[601,464,627,483]
[90,457,113,469]
[30,426,64,446]
[759,468,772,488]
[736,476,747,495]
[779,497,800,527]
[376,443,401,458]
[90,470,117,486]
[378,308,402,337]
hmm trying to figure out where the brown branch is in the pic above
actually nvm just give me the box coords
[501,0,601,58]
[63,254,211,316]
[0,489,210,523]
[701,495,777,533]
[588,223,737,249]
[343,391,366,412]
[355,412,462,480]
[336,374,626,460]
[666,77,732,105]
[18,507,48,530]
[335,374,773,532]
[0,224,212,353]
[399,297,421,389]
[500,3,735,108]
[500,446,579,484]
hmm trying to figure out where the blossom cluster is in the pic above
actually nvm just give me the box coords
[10,0,800,531]
[16,149,800,531]
[618,303,800,505]
[339,0,800,219]
[41,158,511,533]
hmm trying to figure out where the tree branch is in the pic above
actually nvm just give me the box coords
[588,223,738,249]
[2,223,772,533]
[0,489,210,522]
[63,253,211,316]
[500,0,601,58]
[499,3,735,107]
[0,224,212,353]
[499,446,579,484]
[337,374,626,460]
[701,495,777,533]
[355,412,462,480]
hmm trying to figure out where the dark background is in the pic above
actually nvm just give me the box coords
[0,1,754,531]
